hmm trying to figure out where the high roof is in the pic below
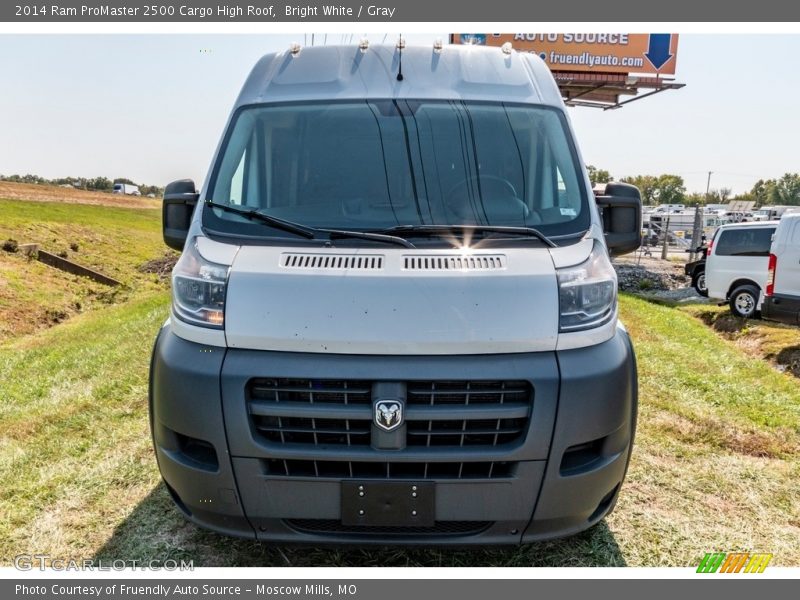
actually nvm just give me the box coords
[233,43,564,108]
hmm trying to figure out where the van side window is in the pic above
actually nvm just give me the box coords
[229,149,247,205]
[715,228,776,256]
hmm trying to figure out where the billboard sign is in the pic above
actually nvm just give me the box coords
[453,33,679,75]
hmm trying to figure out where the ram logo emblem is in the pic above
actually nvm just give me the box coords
[374,401,402,431]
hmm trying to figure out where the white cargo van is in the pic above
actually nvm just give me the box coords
[150,43,642,544]
[705,221,778,318]
[112,183,141,195]
[763,213,800,325]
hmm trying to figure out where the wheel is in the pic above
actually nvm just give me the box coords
[692,269,708,297]
[729,284,759,318]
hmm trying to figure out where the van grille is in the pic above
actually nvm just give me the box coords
[246,379,532,448]
[263,459,515,479]
[286,519,492,537]
[402,254,506,271]
[281,253,383,270]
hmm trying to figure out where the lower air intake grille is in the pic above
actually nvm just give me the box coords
[286,519,492,537]
[263,459,515,479]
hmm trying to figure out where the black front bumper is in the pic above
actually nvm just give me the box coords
[149,327,637,545]
[762,294,800,326]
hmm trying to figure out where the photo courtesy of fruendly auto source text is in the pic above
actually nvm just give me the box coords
[0,0,798,597]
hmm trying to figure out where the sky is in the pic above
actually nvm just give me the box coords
[0,34,798,195]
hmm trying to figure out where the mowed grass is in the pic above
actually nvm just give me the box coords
[1,292,798,567]
[0,198,173,339]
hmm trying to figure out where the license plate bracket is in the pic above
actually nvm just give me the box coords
[341,481,435,527]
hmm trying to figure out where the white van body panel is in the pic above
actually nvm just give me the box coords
[172,45,619,354]
[224,245,562,355]
[771,213,800,298]
[196,235,239,266]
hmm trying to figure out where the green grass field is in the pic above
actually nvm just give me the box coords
[0,198,173,339]
[1,197,798,566]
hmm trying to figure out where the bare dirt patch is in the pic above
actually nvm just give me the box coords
[690,309,800,379]
[613,255,690,293]
[138,253,178,279]
[649,411,798,459]
[0,182,159,209]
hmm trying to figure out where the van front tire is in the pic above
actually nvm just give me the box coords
[729,284,759,319]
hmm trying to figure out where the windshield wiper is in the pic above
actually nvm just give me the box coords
[206,200,317,239]
[319,228,416,249]
[375,224,557,248]
[206,200,415,248]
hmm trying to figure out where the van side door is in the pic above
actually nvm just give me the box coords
[774,218,800,298]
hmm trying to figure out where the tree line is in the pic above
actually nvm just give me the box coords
[586,166,800,207]
[0,173,163,197]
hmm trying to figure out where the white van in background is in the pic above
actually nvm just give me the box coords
[763,213,800,325]
[112,183,141,195]
[705,221,778,318]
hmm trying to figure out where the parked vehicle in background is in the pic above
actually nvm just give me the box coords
[752,205,800,222]
[112,183,141,195]
[652,204,684,214]
[705,221,778,318]
[684,243,708,296]
[762,213,800,325]
[149,43,643,545]
[649,210,725,244]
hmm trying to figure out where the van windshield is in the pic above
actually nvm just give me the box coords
[204,100,590,241]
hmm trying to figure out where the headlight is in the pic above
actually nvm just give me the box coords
[557,240,617,332]
[172,239,229,328]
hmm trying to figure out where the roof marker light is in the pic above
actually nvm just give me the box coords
[358,37,369,52]
[289,42,302,56]
[433,39,444,53]
[501,42,513,55]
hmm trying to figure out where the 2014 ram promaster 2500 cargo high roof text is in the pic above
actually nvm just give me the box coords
[150,42,643,545]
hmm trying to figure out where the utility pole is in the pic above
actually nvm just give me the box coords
[690,171,712,261]
[661,214,671,260]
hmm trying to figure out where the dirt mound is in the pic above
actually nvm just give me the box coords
[613,256,689,293]
[139,253,178,279]
[695,309,800,378]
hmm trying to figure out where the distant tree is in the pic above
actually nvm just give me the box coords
[113,177,137,185]
[708,187,732,204]
[684,192,706,206]
[586,165,612,185]
[750,179,775,206]
[138,184,164,197]
[18,173,47,185]
[87,176,112,191]
[731,192,756,205]
[621,174,685,206]
[771,173,800,206]
[654,174,686,205]
[620,175,658,204]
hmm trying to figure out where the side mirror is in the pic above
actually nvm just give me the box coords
[162,179,199,251]
[594,182,642,257]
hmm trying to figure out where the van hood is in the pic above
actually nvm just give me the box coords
[220,241,591,355]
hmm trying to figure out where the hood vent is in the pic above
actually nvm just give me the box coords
[281,253,384,270]
[403,254,506,271]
